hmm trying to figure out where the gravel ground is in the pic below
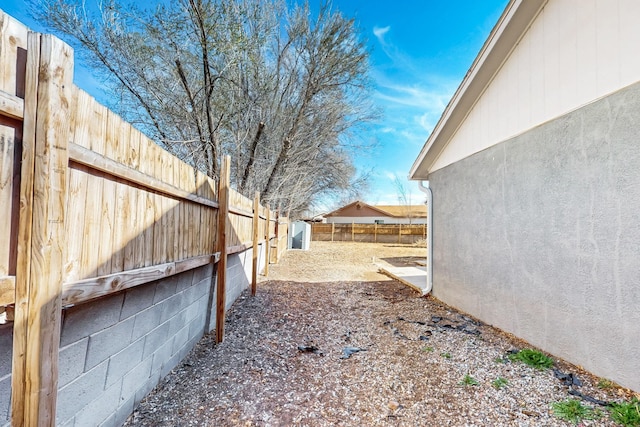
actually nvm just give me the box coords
[125,242,636,427]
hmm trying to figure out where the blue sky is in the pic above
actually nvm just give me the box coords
[2,0,509,209]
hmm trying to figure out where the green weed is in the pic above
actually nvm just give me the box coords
[459,374,479,386]
[609,398,640,427]
[508,348,553,370]
[422,346,435,352]
[440,352,451,359]
[492,377,509,389]
[551,399,599,424]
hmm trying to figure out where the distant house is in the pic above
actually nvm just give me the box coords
[324,201,427,224]
[410,0,640,392]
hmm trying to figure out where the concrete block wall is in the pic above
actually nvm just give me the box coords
[56,263,213,426]
[1,324,11,427]
[0,243,268,426]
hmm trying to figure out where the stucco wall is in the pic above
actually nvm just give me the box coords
[428,81,640,392]
[0,243,267,427]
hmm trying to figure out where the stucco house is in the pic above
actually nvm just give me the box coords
[410,0,640,392]
[324,201,427,224]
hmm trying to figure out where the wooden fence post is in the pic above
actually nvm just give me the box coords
[398,223,402,243]
[331,223,334,242]
[215,155,230,343]
[264,207,270,276]
[351,221,354,242]
[251,192,259,295]
[12,33,74,426]
[374,222,377,243]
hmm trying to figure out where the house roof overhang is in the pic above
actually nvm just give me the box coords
[409,0,548,180]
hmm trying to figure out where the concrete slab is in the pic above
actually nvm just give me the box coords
[377,264,429,295]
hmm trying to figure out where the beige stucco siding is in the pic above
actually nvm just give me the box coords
[431,0,640,172]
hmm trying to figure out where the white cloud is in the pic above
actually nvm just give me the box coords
[373,25,390,43]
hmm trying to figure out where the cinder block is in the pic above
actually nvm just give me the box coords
[120,282,157,320]
[105,337,145,387]
[0,324,12,380]
[134,370,160,405]
[85,317,135,370]
[0,374,10,425]
[184,299,201,324]
[115,395,135,426]
[57,360,109,425]
[188,314,205,342]
[131,303,163,341]
[153,276,179,304]
[183,281,205,306]
[58,337,88,388]
[58,416,75,427]
[99,413,116,427]
[121,357,152,402]
[151,340,173,376]
[167,309,187,337]
[176,269,195,292]
[172,324,190,355]
[160,293,185,322]
[177,337,194,361]
[143,322,170,359]
[194,279,209,300]
[61,293,124,347]
[161,349,182,378]
[73,378,122,427]
[191,264,211,286]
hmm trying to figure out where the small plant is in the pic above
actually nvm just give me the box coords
[508,348,554,370]
[492,377,509,389]
[597,378,614,390]
[459,374,479,386]
[494,356,506,364]
[440,352,451,359]
[551,399,599,424]
[422,346,435,352]
[609,397,640,427]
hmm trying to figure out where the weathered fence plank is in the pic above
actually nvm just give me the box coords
[11,27,39,427]
[216,156,230,343]
[17,33,73,426]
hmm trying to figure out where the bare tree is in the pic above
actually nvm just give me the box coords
[33,0,376,215]
[393,175,414,224]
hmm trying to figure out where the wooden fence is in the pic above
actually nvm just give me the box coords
[0,11,286,425]
[312,223,426,244]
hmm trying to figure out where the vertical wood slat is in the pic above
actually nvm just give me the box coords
[264,207,270,276]
[13,33,74,426]
[251,192,259,295]
[11,30,40,427]
[64,89,89,283]
[216,155,230,343]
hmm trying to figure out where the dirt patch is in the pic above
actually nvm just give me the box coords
[125,242,636,426]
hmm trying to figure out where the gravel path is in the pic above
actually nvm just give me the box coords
[125,242,635,426]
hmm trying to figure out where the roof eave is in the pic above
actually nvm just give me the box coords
[409,0,548,180]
